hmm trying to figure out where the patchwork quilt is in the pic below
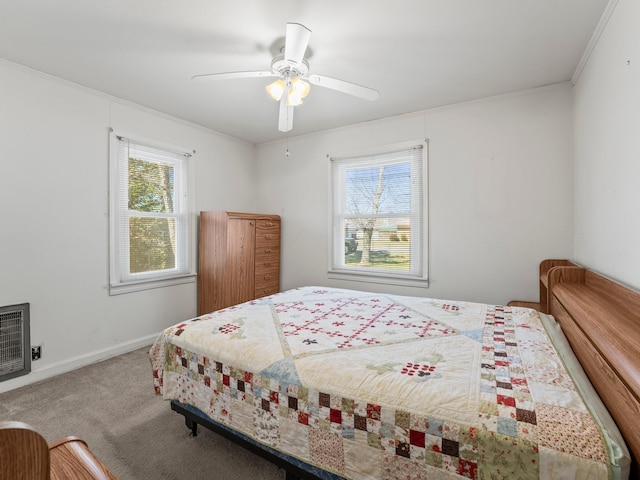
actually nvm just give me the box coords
[150,286,626,480]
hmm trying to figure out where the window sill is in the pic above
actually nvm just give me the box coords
[327,270,429,289]
[109,273,196,296]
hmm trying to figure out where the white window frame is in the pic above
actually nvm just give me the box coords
[109,130,196,295]
[328,140,429,288]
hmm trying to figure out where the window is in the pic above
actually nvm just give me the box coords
[109,132,195,294]
[329,142,428,286]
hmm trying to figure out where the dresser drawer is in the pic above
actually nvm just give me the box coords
[255,265,278,282]
[256,221,280,248]
[255,245,280,260]
[255,228,279,294]
[255,233,280,248]
[254,278,278,298]
[256,256,278,271]
[256,219,280,232]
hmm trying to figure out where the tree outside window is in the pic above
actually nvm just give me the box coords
[128,157,177,274]
[330,143,427,284]
[109,134,194,294]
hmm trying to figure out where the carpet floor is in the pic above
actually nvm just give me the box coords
[0,347,284,479]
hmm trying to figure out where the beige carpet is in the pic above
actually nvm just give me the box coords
[0,347,284,479]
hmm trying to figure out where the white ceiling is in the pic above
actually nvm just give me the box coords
[0,0,609,144]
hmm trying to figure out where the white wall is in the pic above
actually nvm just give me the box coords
[0,61,256,392]
[255,85,575,305]
[0,59,580,394]
[573,0,640,290]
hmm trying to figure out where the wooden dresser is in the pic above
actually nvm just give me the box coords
[198,211,281,315]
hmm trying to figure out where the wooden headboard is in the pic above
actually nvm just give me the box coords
[548,266,640,477]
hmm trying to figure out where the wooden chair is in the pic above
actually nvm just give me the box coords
[0,421,118,480]
[0,421,49,479]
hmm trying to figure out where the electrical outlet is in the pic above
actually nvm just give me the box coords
[31,345,42,361]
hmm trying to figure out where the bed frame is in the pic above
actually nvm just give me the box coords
[171,262,640,479]
[546,264,640,477]
[171,400,340,480]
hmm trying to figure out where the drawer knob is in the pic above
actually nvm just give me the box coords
[264,222,274,227]
[264,248,272,253]
[264,234,273,240]
[264,262,272,267]
[264,275,272,280]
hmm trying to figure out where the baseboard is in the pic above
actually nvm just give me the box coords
[0,334,157,394]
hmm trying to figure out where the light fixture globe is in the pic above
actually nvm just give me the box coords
[265,79,286,101]
[287,77,310,106]
[266,55,311,106]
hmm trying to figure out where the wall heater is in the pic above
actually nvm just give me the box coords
[0,303,30,382]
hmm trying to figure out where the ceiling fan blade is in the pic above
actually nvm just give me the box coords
[278,85,293,132]
[191,71,275,81]
[284,23,311,68]
[307,74,379,101]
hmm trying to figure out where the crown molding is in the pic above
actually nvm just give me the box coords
[571,0,620,85]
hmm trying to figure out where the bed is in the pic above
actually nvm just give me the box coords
[150,270,638,480]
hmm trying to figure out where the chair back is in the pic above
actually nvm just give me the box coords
[0,421,50,480]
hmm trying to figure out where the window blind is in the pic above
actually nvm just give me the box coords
[113,137,191,285]
[330,144,426,281]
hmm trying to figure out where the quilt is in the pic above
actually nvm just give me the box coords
[150,286,627,480]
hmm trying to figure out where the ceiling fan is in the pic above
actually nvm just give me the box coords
[192,23,380,133]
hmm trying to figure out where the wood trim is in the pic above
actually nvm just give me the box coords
[539,258,578,278]
[0,421,50,479]
[539,259,578,313]
[546,265,585,287]
[506,300,540,310]
[549,268,640,476]
[49,437,118,480]
[0,422,118,480]
[508,258,578,312]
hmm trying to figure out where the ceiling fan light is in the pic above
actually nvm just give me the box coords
[287,93,304,106]
[266,79,286,101]
[286,77,310,106]
[291,77,310,98]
